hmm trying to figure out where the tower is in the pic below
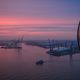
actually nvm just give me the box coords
[77,21,80,50]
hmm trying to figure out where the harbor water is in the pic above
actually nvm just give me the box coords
[0,44,80,80]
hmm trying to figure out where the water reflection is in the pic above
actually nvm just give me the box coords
[15,48,22,57]
[0,44,80,80]
[69,54,73,67]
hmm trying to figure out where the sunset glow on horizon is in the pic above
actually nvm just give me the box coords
[0,0,80,40]
[0,16,78,25]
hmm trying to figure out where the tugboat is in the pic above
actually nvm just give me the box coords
[36,60,44,65]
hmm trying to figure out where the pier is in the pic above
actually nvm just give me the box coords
[0,36,23,49]
[26,40,77,49]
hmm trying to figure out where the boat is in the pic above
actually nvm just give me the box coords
[1,46,22,49]
[36,60,44,65]
[47,47,72,56]
[1,36,23,49]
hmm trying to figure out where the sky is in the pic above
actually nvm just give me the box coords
[0,0,80,40]
[0,0,80,25]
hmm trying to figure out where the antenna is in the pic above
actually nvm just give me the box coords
[48,39,53,51]
[20,35,24,43]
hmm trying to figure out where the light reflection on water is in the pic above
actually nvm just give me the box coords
[0,44,80,80]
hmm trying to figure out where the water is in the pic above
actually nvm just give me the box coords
[0,24,79,80]
[0,44,80,80]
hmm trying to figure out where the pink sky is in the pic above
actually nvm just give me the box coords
[0,0,79,40]
[0,16,78,25]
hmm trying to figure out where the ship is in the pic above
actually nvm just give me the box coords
[1,36,23,49]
